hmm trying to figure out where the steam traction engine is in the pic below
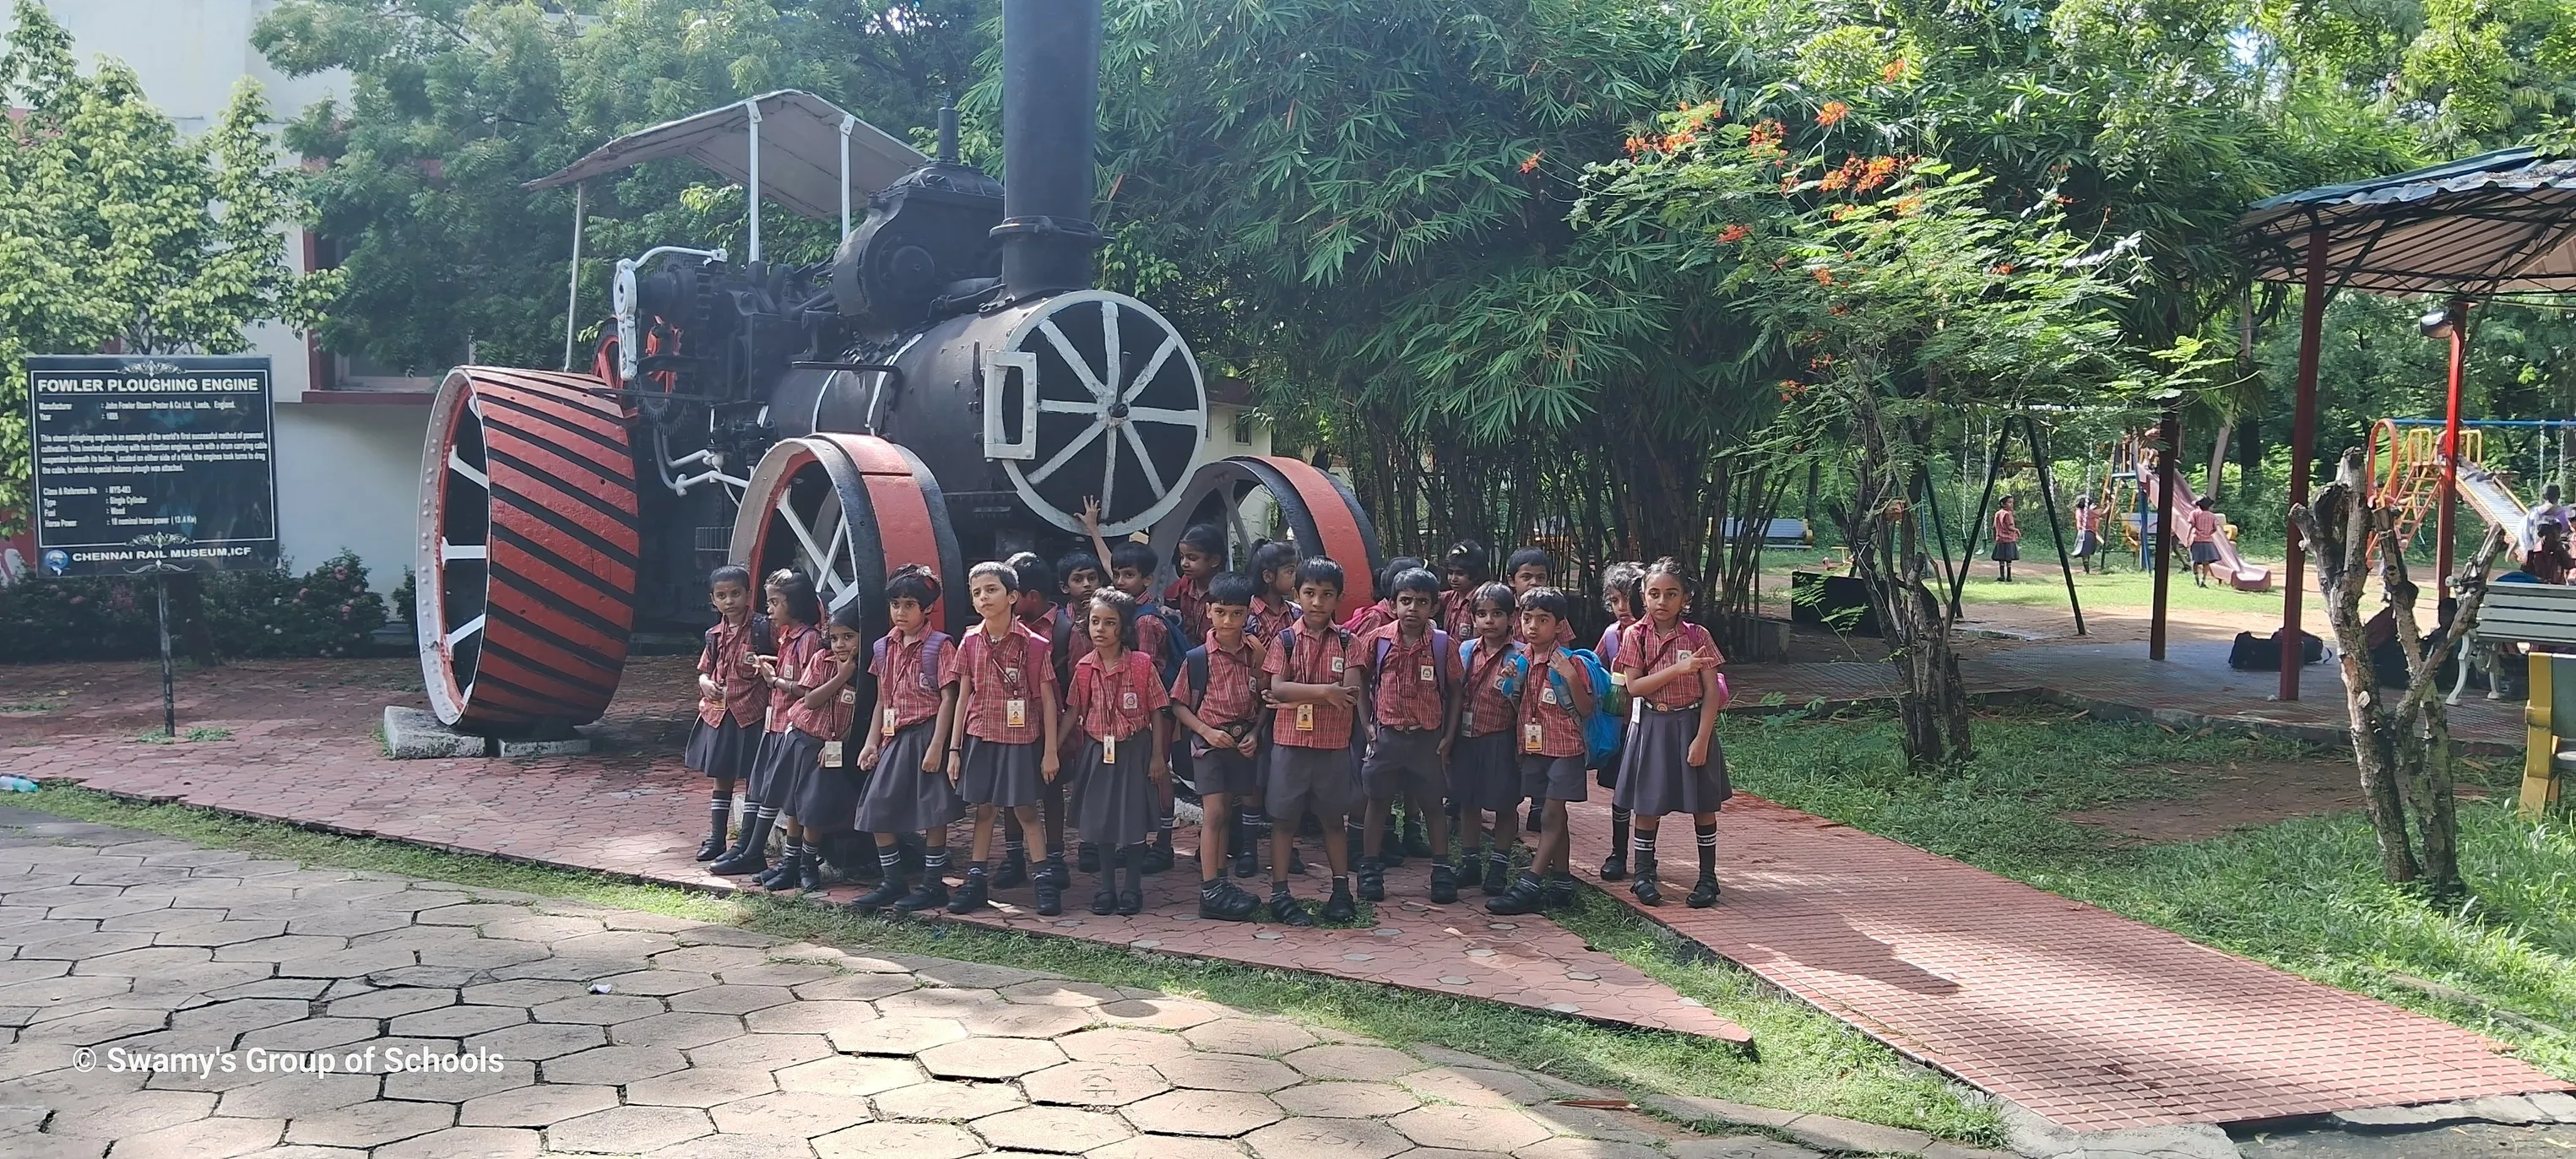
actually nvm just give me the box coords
[414,0,1380,732]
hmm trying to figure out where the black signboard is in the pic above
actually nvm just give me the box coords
[26,355,280,577]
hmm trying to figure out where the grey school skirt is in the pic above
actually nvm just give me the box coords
[1612,708,1732,816]
[854,720,964,834]
[1073,734,1158,849]
[784,728,860,834]
[1450,732,1524,814]
[684,714,759,781]
[958,736,1046,809]
[746,728,794,807]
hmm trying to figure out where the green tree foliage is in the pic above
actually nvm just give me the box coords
[0,0,328,528]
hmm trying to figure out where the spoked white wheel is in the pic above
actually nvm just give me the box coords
[1150,456,1385,608]
[729,435,967,649]
[992,289,1208,536]
[415,367,640,729]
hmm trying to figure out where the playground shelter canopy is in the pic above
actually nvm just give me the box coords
[525,90,925,222]
[2232,146,2576,701]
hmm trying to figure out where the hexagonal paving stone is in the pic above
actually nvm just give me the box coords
[540,1044,689,1086]
[1511,1139,1665,1159]
[774,1054,925,1097]
[1058,1027,1194,1066]
[1183,1019,1317,1058]
[813,1120,984,1159]
[1157,1053,1303,1093]
[1283,1046,1426,1082]
[741,994,881,1030]
[326,987,458,1020]
[1519,1103,1674,1145]
[1389,1107,1551,1152]
[1662,1137,1823,1159]
[829,1016,967,1057]
[91,1113,282,1159]
[621,1064,779,1109]
[467,1020,608,1061]
[871,1079,1028,1121]
[973,1105,1136,1154]
[211,935,349,963]
[415,903,529,927]
[388,1004,529,1038]
[153,919,291,947]
[1094,997,1224,1031]
[919,1036,1066,1080]
[1023,1060,1171,1108]
[17,1005,170,1044]
[215,1071,382,1118]
[458,1082,620,1127]
[286,908,416,939]
[872,988,1006,1021]
[599,970,719,997]
[709,1090,876,1138]
[1272,1082,1422,1119]
[1123,1088,1288,1137]
[613,1011,748,1051]
[714,962,838,988]
[459,979,591,1007]
[954,1002,1096,1040]
[41,1088,214,1139]
[547,1105,715,1154]
[378,1058,535,1104]
[643,1132,819,1159]
[681,1032,833,1072]
[282,1097,458,1148]
[236,1016,379,1053]
[531,994,665,1024]
[478,914,606,942]
[1246,1117,1413,1159]
[651,945,772,974]
[1090,1136,1251,1159]
[998,980,1121,1007]
[667,985,794,1015]
[1397,1068,1551,1108]
[792,973,919,1003]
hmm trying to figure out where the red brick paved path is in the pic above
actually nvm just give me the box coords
[0,658,1741,1048]
[4,648,2565,1131]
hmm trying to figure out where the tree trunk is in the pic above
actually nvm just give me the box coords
[2206,415,2233,503]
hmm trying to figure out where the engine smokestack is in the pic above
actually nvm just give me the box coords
[992,0,1104,300]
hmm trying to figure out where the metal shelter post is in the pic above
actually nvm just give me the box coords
[838,114,855,238]
[561,182,584,371]
[2435,298,2470,591]
[2026,413,2086,636]
[2150,408,2180,661]
[2281,225,2329,698]
[745,99,762,263]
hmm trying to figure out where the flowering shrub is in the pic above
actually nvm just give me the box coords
[0,551,389,663]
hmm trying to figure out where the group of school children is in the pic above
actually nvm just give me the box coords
[679,527,1733,925]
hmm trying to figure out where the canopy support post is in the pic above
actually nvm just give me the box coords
[2151,408,2180,662]
[2281,225,2328,699]
[2435,298,2470,593]
[838,114,855,238]
[561,182,583,371]
[745,99,763,264]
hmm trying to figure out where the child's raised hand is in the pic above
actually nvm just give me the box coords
[1081,496,1102,532]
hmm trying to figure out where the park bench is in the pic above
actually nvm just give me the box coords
[2524,652,2574,817]
[2449,582,2576,707]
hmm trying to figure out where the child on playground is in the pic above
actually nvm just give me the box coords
[1163,523,1226,642]
[848,566,963,913]
[943,561,1065,917]
[773,603,866,892]
[710,570,823,879]
[2187,497,2224,588]
[1594,560,1645,881]
[1611,560,1730,908]
[1488,586,1594,915]
[1354,566,1460,903]
[687,565,769,862]
[2073,496,2102,574]
[1437,540,1487,639]
[1170,571,1267,920]
[1260,557,1366,925]
[1991,495,2021,582]
[1066,589,1170,915]
[1449,582,1525,896]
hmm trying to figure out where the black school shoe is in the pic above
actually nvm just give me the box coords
[1356,858,1385,902]
[1687,875,1721,908]
[945,870,991,914]
[1271,886,1315,926]
[994,851,1028,889]
[1631,863,1663,907]
[1484,873,1548,915]
[1199,880,1260,921]
[1480,856,1511,896]
[1598,850,1629,881]
[892,876,949,913]
[1042,855,1071,890]
[695,830,729,862]
[1033,875,1064,917]
[1142,840,1174,874]
[847,874,906,914]
[1541,874,1578,910]
[1117,889,1143,916]
[1321,880,1358,923]
[1429,864,1459,904]
[1090,886,1117,916]
[1233,842,1260,879]
[797,848,824,892]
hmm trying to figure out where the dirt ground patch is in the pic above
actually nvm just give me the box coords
[2061,761,2490,843]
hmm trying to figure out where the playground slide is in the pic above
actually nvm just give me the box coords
[2447,460,2539,559]
[2163,474,2275,593]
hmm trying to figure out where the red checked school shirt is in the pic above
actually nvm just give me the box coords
[1072,649,1168,742]
[1460,638,1523,738]
[783,653,859,739]
[766,624,824,733]
[697,615,767,728]
[1360,623,1459,733]
[1263,620,1359,749]
[1437,589,1476,641]
[1134,605,1172,675]
[1248,593,1297,642]
[1517,647,1586,758]
[1161,576,1211,643]
[1616,620,1721,712]
[957,620,1053,745]
[868,630,956,736]
[1340,599,1395,640]
[1171,632,1263,733]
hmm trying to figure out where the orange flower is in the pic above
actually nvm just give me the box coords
[1748,119,1784,149]
[1857,155,1901,192]
[1779,175,1800,193]
[1818,100,1851,127]
[1716,223,1751,243]
[1991,263,2016,275]
[1882,57,1908,82]
[1813,267,1836,285]
[1894,196,1923,216]
[1624,135,1651,157]
[1520,150,1544,174]
[1660,131,1697,153]
[1820,168,1851,192]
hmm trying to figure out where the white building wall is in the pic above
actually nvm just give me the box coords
[272,403,423,585]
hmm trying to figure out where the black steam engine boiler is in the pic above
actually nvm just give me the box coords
[414,0,1382,732]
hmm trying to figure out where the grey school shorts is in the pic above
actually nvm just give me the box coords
[1266,744,1361,826]
[1517,753,1589,804]
[1361,729,1446,803]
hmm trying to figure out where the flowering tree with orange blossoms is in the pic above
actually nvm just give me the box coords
[1581,97,2209,768]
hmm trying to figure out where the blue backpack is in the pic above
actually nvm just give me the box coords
[1544,648,1622,768]
[1137,600,1190,680]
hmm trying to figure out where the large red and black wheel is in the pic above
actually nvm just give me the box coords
[1149,455,1383,608]
[728,434,967,654]
[415,367,641,729]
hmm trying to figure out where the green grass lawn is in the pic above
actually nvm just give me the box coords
[1949,564,2286,617]
[1721,706,2576,1077]
[14,786,2002,1145]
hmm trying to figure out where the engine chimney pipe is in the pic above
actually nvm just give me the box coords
[991,0,1103,300]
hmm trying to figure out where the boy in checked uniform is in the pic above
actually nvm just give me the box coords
[1353,567,1460,904]
[1258,557,1366,926]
